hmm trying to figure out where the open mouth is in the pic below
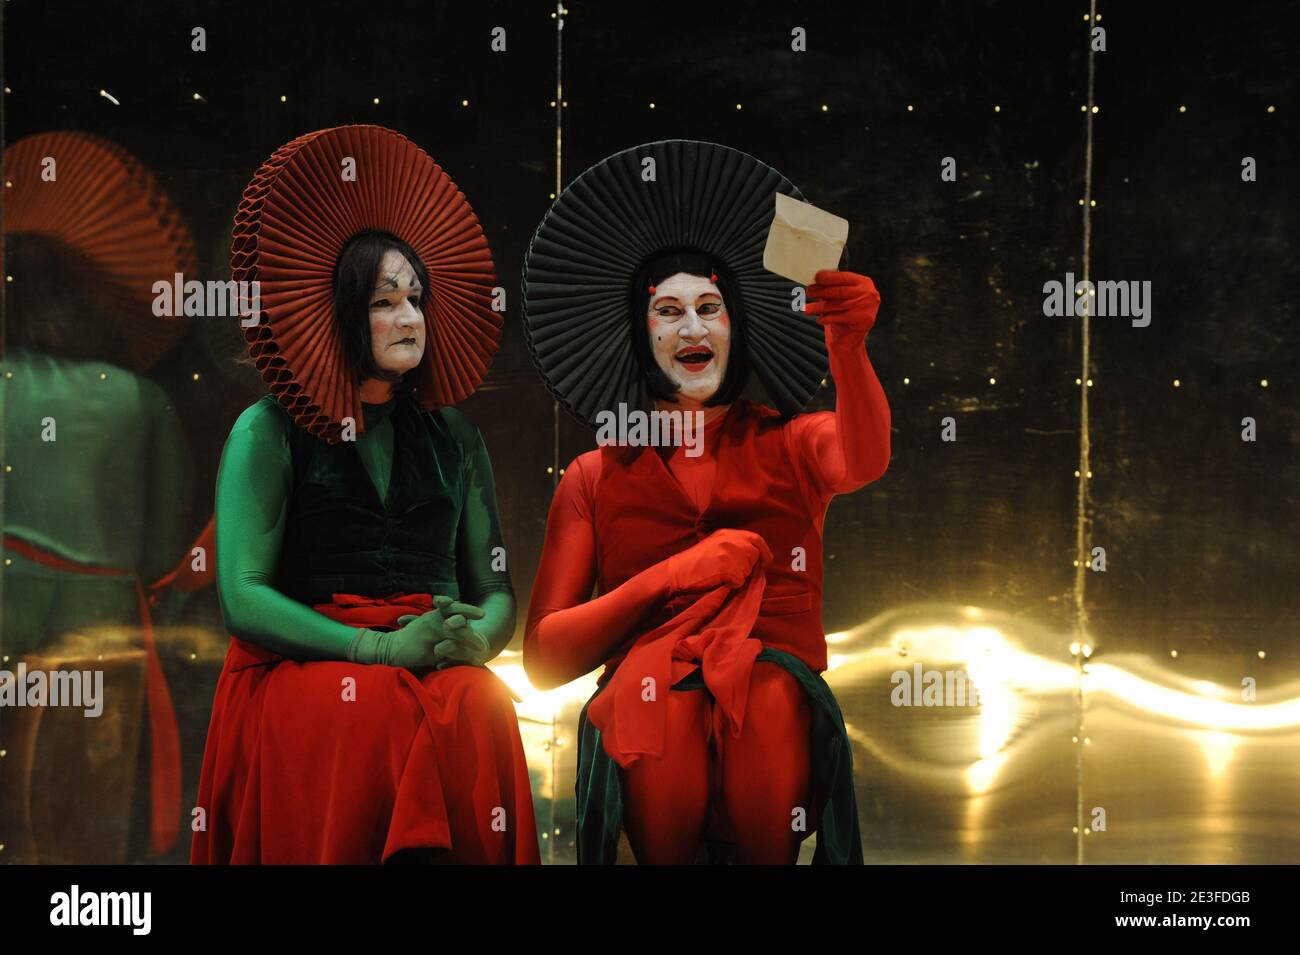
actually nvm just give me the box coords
[675,345,714,370]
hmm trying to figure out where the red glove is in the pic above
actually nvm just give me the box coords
[665,529,772,595]
[805,270,881,350]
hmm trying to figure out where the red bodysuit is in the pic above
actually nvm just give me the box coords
[525,300,890,863]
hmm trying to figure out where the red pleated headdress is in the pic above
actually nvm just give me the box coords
[231,124,503,442]
[3,131,198,371]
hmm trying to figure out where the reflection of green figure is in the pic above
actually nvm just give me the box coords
[2,132,198,662]
[2,347,192,656]
[2,130,199,861]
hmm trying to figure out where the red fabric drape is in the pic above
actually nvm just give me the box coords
[191,592,539,864]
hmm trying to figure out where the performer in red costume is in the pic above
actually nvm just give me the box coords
[191,126,538,864]
[521,141,890,864]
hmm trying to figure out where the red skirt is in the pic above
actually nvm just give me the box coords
[190,593,539,864]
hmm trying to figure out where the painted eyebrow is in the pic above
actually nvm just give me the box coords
[373,274,422,293]
[652,292,721,306]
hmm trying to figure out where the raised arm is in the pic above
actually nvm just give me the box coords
[792,270,891,496]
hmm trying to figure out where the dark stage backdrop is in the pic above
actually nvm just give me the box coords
[1,1,1295,864]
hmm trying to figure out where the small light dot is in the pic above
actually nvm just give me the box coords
[192,372,201,381]
[3,87,10,94]
[993,105,1001,113]
[1074,470,1081,477]
[1089,199,1097,207]
[1086,378,1093,386]
[4,371,10,378]
[546,466,554,474]
[906,104,914,112]
[1178,105,1187,113]
[1084,737,1091,745]
[1259,379,1268,388]
[373,97,380,105]
[902,377,910,385]
[1073,559,1079,567]
[1266,105,1275,113]
[1173,379,1181,387]
[559,468,565,475]
[100,372,108,380]
[820,104,828,112]
[648,102,655,109]
[1080,105,1087,112]
[1258,650,1266,659]
[461,99,469,107]
[280,95,287,103]
[735,103,743,110]
[190,652,197,660]
[4,181,11,188]
[1078,199,1085,206]
[1075,377,1082,385]
[1170,650,1179,658]
[561,100,567,107]
[192,92,201,101]
[988,377,996,385]
[1086,470,1092,478]
[548,192,555,199]
[1091,105,1099,113]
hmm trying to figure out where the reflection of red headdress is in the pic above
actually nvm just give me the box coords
[232,125,504,442]
[3,131,198,371]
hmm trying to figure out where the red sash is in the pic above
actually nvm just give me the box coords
[224,591,435,671]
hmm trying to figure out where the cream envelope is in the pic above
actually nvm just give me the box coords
[762,192,849,286]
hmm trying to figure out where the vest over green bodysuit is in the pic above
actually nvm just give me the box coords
[214,394,513,658]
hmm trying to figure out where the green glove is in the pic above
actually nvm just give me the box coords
[348,608,463,669]
[397,594,490,668]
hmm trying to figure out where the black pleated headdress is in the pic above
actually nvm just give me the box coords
[522,140,829,427]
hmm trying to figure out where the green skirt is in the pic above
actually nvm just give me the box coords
[575,646,863,864]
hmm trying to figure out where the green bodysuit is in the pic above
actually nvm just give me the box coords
[213,393,515,662]
[1,348,192,656]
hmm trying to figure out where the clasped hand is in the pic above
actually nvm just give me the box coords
[391,595,491,669]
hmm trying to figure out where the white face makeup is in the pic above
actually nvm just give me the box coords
[646,271,731,407]
[368,248,426,379]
